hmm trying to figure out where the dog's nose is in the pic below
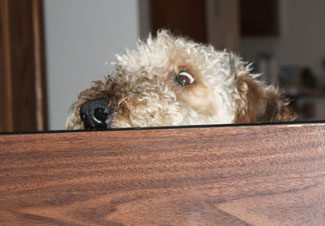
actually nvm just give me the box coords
[79,98,113,129]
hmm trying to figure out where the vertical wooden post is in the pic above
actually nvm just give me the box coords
[0,0,47,132]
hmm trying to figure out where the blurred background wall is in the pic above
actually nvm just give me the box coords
[241,0,325,122]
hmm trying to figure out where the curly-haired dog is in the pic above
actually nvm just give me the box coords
[66,30,296,130]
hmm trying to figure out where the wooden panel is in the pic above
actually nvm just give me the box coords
[0,0,13,132]
[0,0,48,132]
[0,123,325,225]
[240,0,279,37]
[150,0,207,43]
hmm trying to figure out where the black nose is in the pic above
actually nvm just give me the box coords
[79,98,114,129]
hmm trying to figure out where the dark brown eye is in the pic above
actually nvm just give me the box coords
[175,71,195,86]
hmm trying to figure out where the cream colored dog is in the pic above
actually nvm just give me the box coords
[66,30,296,130]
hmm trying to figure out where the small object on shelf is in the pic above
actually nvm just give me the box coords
[279,65,301,95]
[300,67,317,89]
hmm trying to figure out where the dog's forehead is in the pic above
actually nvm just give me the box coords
[111,30,245,88]
[113,32,219,71]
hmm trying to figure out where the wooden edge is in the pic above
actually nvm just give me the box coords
[32,0,48,131]
[0,120,324,136]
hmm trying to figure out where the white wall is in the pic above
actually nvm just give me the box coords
[241,0,325,77]
[44,0,139,130]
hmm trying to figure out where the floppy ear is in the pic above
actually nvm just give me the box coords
[235,72,297,123]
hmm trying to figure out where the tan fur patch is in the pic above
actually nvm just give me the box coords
[235,73,296,123]
[168,50,215,115]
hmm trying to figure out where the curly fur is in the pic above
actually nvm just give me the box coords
[66,30,296,129]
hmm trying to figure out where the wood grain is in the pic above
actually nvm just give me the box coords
[0,123,325,225]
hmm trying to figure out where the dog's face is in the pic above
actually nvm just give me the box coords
[66,31,296,130]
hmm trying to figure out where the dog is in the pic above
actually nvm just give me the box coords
[65,30,296,130]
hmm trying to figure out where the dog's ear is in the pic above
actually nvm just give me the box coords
[235,72,297,123]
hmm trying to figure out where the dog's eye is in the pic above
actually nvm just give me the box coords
[175,71,195,86]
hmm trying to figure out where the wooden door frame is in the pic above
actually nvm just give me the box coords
[0,0,47,132]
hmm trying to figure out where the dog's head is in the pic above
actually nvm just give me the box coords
[66,30,296,130]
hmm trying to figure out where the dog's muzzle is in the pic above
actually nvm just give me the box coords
[79,98,114,130]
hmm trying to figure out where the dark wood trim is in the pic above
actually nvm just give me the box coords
[0,0,14,131]
[0,123,324,225]
[240,0,279,37]
[0,0,47,132]
[32,0,48,130]
[149,0,207,43]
